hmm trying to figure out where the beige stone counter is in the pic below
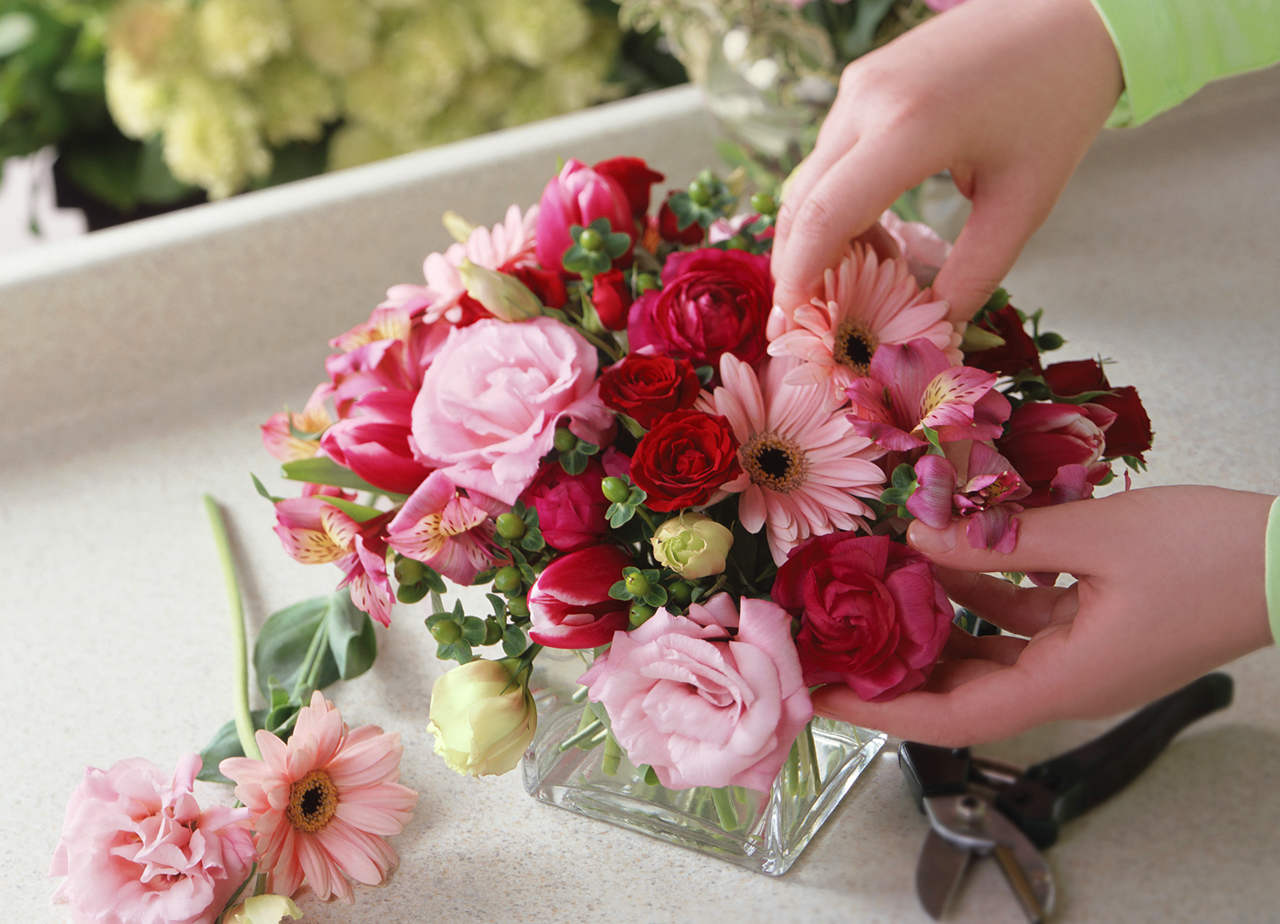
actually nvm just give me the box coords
[3,78,1278,923]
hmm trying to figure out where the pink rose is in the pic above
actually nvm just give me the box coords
[50,754,256,924]
[521,452,628,552]
[772,533,953,702]
[581,593,813,792]
[320,388,432,495]
[536,159,635,274]
[410,317,613,506]
[528,544,634,648]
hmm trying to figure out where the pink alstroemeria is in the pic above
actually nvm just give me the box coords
[846,339,1011,451]
[908,443,1030,553]
[385,471,495,585]
[262,383,335,462]
[274,496,394,626]
[320,389,432,496]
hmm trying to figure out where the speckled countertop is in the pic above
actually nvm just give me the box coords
[3,79,1279,924]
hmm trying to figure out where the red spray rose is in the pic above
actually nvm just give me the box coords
[589,269,632,331]
[626,248,772,370]
[772,533,953,703]
[657,193,705,245]
[965,303,1043,376]
[528,544,634,648]
[1042,359,1154,461]
[598,353,701,428]
[630,409,742,512]
[996,401,1117,506]
[593,156,664,219]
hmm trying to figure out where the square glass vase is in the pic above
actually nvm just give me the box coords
[521,668,886,876]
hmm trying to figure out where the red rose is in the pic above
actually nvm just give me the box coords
[598,353,701,428]
[589,269,632,331]
[1042,359,1154,461]
[593,156,665,220]
[630,409,742,512]
[965,303,1043,376]
[772,533,953,703]
[657,193,704,245]
[528,545,634,648]
[626,248,772,370]
[521,453,629,552]
[996,401,1116,506]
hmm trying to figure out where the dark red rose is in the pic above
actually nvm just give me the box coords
[772,533,953,703]
[626,248,772,370]
[1042,359,1153,461]
[528,544,634,648]
[996,402,1116,506]
[593,157,665,219]
[965,304,1043,376]
[630,409,742,511]
[657,193,705,245]
[509,264,567,310]
[598,353,701,428]
[521,453,628,552]
[590,269,632,331]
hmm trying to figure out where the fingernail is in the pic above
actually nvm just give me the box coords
[907,520,957,555]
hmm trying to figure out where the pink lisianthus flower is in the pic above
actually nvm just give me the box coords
[262,383,335,462]
[410,317,613,506]
[767,242,960,405]
[907,442,1030,553]
[273,496,394,626]
[536,159,635,274]
[50,754,256,924]
[385,471,495,585]
[845,338,1010,452]
[221,692,417,904]
[320,389,432,496]
[698,353,886,564]
[527,544,634,648]
[772,533,954,702]
[581,593,813,792]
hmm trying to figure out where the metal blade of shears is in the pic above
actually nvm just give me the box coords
[916,827,972,919]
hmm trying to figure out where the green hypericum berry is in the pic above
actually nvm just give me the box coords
[636,273,660,292]
[394,557,425,585]
[579,227,605,252]
[629,602,656,627]
[750,192,777,215]
[688,179,712,206]
[495,512,526,540]
[726,235,748,251]
[493,565,522,594]
[601,476,630,503]
[668,581,694,606]
[396,582,429,605]
[624,571,650,596]
[553,427,577,452]
[430,620,462,644]
[507,596,530,618]
[483,619,503,646]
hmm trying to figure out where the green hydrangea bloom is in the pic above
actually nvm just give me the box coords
[107,0,193,75]
[196,0,292,80]
[288,0,377,76]
[104,50,173,138]
[326,120,402,171]
[249,53,338,145]
[162,75,270,198]
[475,0,589,69]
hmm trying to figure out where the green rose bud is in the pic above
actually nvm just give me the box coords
[650,511,734,580]
[427,659,537,777]
[495,512,526,540]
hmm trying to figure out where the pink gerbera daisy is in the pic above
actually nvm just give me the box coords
[220,692,417,904]
[766,242,961,405]
[698,353,887,564]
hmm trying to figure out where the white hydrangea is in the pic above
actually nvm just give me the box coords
[287,0,378,76]
[475,0,590,69]
[196,0,292,80]
[104,50,173,138]
[107,0,192,74]
[326,121,403,171]
[161,76,271,198]
[249,54,338,145]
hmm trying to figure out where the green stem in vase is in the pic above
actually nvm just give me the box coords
[784,736,801,798]
[602,730,624,776]
[712,786,740,832]
[203,494,262,762]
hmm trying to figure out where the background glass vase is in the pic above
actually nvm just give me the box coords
[522,661,886,876]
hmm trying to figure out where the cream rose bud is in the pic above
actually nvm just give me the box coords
[457,259,544,322]
[428,659,537,777]
[651,512,734,579]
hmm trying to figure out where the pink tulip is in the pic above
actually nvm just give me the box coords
[321,389,432,496]
[535,159,635,274]
[527,545,634,649]
[997,401,1116,506]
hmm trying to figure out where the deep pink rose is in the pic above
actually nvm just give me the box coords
[411,317,613,506]
[580,593,813,792]
[772,533,953,702]
[521,452,629,552]
[50,754,256,924]
[321,388,432,495]
[627,247,772,369]
[996,401,1117,506]
[536,159,635,274]
[528,544,634,648]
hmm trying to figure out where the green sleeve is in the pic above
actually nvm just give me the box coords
[1268,495,1280,647]
[1089,0,1280,126]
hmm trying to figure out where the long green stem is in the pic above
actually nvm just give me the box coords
[294,619,330,699]
[203,495,261,762]
[712,787,739,831]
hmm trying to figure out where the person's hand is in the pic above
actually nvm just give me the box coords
[770,0,1124,323]
[811,486,1275,745]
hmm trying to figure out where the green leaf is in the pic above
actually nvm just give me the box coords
[502,624,527,657]
[197,711,268,783]
[281,457,386,495]
[608,578,630,601]
[326,591,377,681]
[607,501,636,527]
[253,596,341,699]
[251,472,283,503]
[316,495,385,523]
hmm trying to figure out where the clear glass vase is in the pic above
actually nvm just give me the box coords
[521,666,887,876]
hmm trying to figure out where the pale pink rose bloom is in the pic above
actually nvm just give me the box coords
[581,593,813,792]
[766,242,960,406]
[221,692,417,904]
[385,471,495,584]
[50,754,256,924]
[411,317,613,506]
[879,209,952,287]
[697,353,885,564]
[382,204,539,325]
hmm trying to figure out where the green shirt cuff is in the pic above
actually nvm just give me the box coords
[1267,495,1280,647]
[1090,0,1280,127]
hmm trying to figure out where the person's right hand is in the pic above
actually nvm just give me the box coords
[770,0,1125,323]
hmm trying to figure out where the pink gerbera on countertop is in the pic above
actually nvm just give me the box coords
[766,242,960,405]
[698,353,886,564]
[220,691,417,904]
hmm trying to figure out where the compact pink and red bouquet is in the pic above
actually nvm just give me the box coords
[259,156,1153,796]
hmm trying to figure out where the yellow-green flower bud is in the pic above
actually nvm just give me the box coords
[223,894,302,924]
[650,512,733,580]
[458,259,544,322]
[427,659,537,777]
